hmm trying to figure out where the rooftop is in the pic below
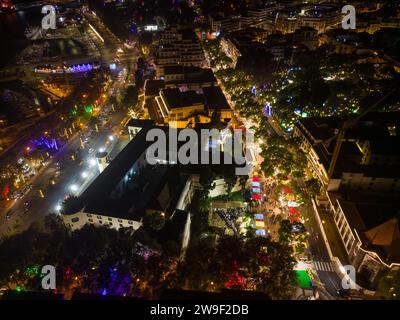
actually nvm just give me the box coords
[161,88,204,109]
[329,190,400,264]
[163,66,216,84]
[202,86,232,111]
[296,111,400,178]
[67,125,245,220]
[144,79,165,97]
[126,118,155,128]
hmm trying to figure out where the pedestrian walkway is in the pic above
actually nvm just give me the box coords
[314,261,334,272]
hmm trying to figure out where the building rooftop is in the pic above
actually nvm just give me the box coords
[163,66,216,84]
[67,125,245,220]
[329,190,400,264]
[126,118,155,128]
[144,79,165,97]
[161,88,204,109]
[202,86,232,111]
[296,111,400,178]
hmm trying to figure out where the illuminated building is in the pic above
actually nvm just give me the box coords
[326,191,400,283]
[293,112,400,191]
[61,125,195,236]
[156,27,205,77]
[294,112,400,283]
[153,86,233,128]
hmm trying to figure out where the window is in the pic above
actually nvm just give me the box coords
[128,221,133,225]
[119,224,123,228]
[118,219,123,223]
[97,216,102,220]
[99,221,103,224]
[71,217,79,223]
[87,213,92,218]
[108,217,112,221]
[88,218,93,223]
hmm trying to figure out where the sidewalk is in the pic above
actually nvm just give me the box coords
[317,206,350,266]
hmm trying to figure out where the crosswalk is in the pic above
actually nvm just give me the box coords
[313,261,334,272]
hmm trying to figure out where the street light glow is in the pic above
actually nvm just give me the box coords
[108,135,114,141]
[55,204,62,212]
[81,171,88,178]
[69,184,78,192]
[99,147,105,152]
[89,158,96,167]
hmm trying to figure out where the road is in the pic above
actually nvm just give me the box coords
[205,47,342,298]
[0,104,128,239]
[0,5,142,239]
[302,204,343,298]
[84,10,140,70]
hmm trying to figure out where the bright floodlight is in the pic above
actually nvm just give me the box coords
[108,135,114,141]
[89,158,96,167]
[81,171,88,178]
[55,204,62,212]
[99,147,105,152]
[69,184,78,192]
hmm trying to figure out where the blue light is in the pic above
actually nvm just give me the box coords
[101,288,108,296]
[251,85,257,96]
[262,102,272,117]
[254,214,264,220]
[32,137,59,151]
[256,229,266,236]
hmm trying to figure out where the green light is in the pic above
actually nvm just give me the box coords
[25,265,40,275]
[16,286,22,292]
[84,105,93,113]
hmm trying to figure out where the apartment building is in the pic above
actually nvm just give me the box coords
[156,27,205,77]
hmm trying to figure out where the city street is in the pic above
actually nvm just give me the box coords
[0,5,142,239]
[0,103,128,239]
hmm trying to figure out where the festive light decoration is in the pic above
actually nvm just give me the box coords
[84,105,93,114]
[35,62,99,74]
[262,102,272,117]
[224,261,246,289]
[251,85,257,96]
[225,271,246,288]
[251,176,262,200]
[32,136,59,151]
[256,229,266,236]
[25,265,40,276]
